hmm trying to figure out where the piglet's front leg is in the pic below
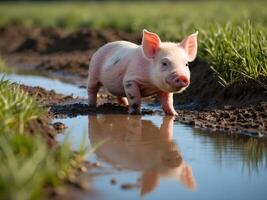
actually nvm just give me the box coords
[124,80,141,115]
[158,92,178,116]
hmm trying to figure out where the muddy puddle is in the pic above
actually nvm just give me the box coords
[2,73,267,200]
[57,114,267,200]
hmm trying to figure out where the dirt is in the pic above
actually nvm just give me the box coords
[26,115,57,146]
[0,24,141,80]
[48,100,266,137]
[175,102,267,137]
[50,101,155,118]
[18,84,74,105]
[1,24,267,138]
[16,83,75,146]
[173,58,267,108]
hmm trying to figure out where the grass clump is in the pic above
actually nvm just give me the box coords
[0,77,84,200]
[0,79,43,134]
[199,22,267,86]
[0,134,74,200]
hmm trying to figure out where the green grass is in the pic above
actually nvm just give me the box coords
[0,79,43,134]
[0,1,266,86]
[199,22,267,86]
[0,78,85,200]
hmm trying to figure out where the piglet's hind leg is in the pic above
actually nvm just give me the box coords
[123,80,141,114]
[88,81,101,106]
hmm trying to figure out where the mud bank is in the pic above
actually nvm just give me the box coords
[21,82,266,137]
[49,100,266,137]
[16,83,72,146]
[18,84,73,105]
[173,59,267,108]
[1,24,266,137]
[0,24,141,81]
[175,102,267,137]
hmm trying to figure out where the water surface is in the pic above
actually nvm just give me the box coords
[56,114,267,200]
[1,73,87,98]
[2,72,267,200]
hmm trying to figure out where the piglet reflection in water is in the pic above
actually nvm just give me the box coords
[88,115,196,196]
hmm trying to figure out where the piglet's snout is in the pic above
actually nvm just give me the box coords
[166,73,190,90]
[173,75,190,88]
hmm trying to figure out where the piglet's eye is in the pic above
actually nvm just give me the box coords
[185,63,189,67]
[162,61,168,66]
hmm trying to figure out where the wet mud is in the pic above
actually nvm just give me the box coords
[49,100,267,137]
[1,24,266,137]
[17,83,73,146]
[175,102,267,137]
[18,84,73,105]
[0,24,141,81]
[50,101,155,117]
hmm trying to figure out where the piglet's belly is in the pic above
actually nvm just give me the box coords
[100,76,126,97]
[104,85,126,97]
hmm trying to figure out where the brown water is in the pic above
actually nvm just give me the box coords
[3,73,267,200]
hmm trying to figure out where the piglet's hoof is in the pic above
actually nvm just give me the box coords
[129,110,141,115]
[88,104,96,108]
[128,107,141,115]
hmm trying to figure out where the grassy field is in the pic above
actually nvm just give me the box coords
[0,75,85,199]
[0,1,266,85]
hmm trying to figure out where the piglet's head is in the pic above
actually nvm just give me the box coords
[142,29,198,93]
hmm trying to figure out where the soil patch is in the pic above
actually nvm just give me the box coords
[50,101,155,118]
[174,59,267,108]
[0,24,140,54]
[0,24,140,80]
[26,116,57,146]
[175,102,267,138]
[17,83,74,146]
[49,100,267,138]
[18,84,73,105]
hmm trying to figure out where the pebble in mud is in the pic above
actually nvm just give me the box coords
[68,174,90,191]
[83,161,92,168]
[77,180,90,191]
[50,186,66,196]
[92,162,101,168]
[120,183,140,190]
[79,166,87,172]
[110,178,117,185]
[78,161,101,168]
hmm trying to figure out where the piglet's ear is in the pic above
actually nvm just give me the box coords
[140,170,160,196]
[180,165,196,191]
[180,31,198,62]
[142,29,161,59]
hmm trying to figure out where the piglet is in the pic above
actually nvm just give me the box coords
[88,30,198,115]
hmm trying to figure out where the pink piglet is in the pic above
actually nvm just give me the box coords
[88,29,198,115]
